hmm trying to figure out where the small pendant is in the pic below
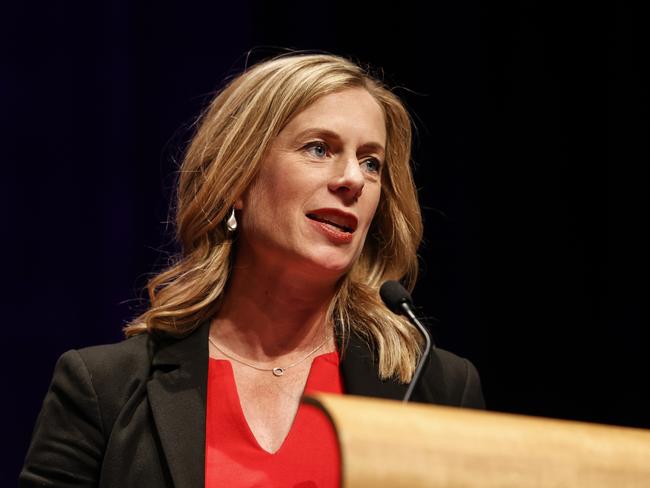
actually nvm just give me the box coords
[272,367,285,377]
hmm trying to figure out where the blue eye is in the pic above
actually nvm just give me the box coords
[305,141,381,175]
[305,142,328,158]
[361,158,381,174]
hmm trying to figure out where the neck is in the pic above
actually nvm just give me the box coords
[210,252,340,362]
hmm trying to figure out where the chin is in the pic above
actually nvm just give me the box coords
[304,247,355,277]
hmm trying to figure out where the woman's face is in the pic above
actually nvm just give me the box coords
[235,87,386,282]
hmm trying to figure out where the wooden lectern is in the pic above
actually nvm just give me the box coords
[305,393,650,487]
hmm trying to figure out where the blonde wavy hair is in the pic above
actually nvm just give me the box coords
[125,52,424,382]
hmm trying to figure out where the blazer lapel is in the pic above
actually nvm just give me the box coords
[147,320,210,488]
[339,331,409,401]
[145,319,432,488]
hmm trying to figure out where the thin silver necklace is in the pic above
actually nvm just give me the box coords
[208,334,330,377]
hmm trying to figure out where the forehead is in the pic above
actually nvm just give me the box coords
[278,88,387,148]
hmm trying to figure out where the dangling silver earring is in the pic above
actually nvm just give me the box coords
[226,207,237,232]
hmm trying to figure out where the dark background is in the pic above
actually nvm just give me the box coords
[3,1,648,483]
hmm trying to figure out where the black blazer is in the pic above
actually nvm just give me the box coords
[20,320,485,488]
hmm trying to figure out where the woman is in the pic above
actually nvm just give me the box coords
[20,53,484,487]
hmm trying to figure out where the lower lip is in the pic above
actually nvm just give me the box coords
[307,217,355,244]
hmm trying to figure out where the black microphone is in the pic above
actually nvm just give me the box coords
[379,280,434,403]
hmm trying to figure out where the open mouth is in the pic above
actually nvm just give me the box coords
[306,213,355,233]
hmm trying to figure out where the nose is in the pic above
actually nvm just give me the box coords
[328,156,365,203]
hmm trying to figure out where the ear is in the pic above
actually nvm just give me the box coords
[233,196,244,210]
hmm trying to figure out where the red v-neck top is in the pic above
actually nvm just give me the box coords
[205,351,343,487]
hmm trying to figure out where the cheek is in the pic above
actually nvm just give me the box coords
[253,159,312,203]
[240,168,307,232]
[361,190,382,230]
[239,180,274,236]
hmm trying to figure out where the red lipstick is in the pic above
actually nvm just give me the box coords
[305,208,358,244]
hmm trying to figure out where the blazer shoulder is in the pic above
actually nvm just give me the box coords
[420,347,486,409]
[76,331,154,379]
[21,334,159,487]
[71,334,156,424]
[75,332,153,374]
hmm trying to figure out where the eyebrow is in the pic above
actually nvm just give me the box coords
[294,127,385,156]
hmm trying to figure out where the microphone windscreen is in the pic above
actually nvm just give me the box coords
[379,280,412,315]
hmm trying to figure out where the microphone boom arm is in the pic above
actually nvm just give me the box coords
[400,301,433,403]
